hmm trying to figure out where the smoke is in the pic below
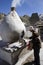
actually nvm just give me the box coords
[11,0,25,7]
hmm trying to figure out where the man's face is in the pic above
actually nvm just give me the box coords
[29,30,33,32]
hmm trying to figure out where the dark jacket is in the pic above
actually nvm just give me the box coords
[29,31,41,49]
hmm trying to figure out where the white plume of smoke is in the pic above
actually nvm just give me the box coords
[11,0,25,7]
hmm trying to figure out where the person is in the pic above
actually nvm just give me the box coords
[29,26,41,65]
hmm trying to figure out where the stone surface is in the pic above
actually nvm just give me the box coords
[0,43,43,65]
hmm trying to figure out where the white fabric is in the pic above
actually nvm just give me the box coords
[6,10,26,34]
[8,41,22,48]
[0,10,26,42]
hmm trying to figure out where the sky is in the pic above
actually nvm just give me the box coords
[0,0,43,16]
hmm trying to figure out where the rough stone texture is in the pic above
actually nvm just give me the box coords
[0,43,43,65]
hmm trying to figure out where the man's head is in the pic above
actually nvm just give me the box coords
[29,26,39,37]
[29,26,35,32]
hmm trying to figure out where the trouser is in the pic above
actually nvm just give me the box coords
[34,48,40,65]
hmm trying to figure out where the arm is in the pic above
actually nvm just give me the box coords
[29,36,33,39]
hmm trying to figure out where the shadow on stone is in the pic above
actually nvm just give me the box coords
[0,59,10,65]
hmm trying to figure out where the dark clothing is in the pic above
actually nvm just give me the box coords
[29,31,41,49]
[34,48,40,65]
[29,31,41,65]
[32,37,41,49]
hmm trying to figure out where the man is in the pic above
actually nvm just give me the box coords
[29,26,41,65]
